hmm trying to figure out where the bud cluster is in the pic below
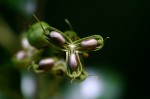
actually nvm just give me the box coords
[13,18,105,82]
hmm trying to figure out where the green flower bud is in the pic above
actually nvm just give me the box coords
[12,50,31,69]
[64,30,79,41]
[75,69,88,81]
[27,22,51,49]
[51,59,66,77]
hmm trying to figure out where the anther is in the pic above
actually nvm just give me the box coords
[50,31,65,45]
[68,54,78,70]
[81,39,98,50]
[38,58,55,71]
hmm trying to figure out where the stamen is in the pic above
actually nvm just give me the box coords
[50,31,66,45]
[68,53,78,70]
[81,39,98,50]
[38,58,55,71]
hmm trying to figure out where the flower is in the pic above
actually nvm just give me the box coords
[25,16,105,81]
[46,29,104,80]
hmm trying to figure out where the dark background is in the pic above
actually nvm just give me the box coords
[0,0,149,99]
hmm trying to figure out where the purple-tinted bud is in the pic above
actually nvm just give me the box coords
[50,31,65,45]
[16,51,26,60]
[38,58,55,71]
[81,39,98,50]
[68,54,78,70]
